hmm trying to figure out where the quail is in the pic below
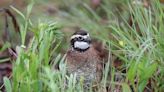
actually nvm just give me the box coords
[66,29,103,89]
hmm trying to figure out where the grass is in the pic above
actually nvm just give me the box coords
[0,0,164,92]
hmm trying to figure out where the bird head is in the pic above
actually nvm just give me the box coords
[70,30,91,52]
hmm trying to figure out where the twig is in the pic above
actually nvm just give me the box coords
[4,8,20,33]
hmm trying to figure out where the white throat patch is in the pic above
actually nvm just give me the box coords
[74,41,90,50]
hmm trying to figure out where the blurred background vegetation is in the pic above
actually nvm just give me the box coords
[0,0,164,92]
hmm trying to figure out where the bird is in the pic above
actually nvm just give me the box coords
[65,29,103,90]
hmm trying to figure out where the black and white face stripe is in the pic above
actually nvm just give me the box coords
[71,34,90,40]
[70,30,91,52]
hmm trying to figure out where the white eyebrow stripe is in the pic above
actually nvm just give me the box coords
[71,34,89,39]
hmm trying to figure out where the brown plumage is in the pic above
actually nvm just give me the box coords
[65,30,103,89]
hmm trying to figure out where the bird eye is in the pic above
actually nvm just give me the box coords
[78,36,83,40]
